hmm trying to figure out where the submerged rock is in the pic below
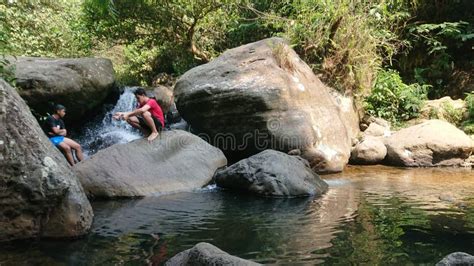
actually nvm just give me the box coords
[12,57,116,122]
[385,120,474,167]
[174,37,359,173]
[215,150,328,197]
[166,242,261,266]
[74,130,227,197]
[0,79,93,241]
[436,252,474,266]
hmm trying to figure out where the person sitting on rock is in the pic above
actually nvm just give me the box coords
[44,104,84,166]
[113,88,165,142]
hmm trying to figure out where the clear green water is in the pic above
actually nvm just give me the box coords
[1,166,473,265]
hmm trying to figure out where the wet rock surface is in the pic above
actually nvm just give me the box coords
[0,79,93,241]
[215,150,328,197]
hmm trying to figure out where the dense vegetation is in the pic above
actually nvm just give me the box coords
[1,0,473,128]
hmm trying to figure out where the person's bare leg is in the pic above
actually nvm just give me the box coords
[64,138,83,162]
[58,142,74,166]
[143,111,159,141]
[127,116,149,136]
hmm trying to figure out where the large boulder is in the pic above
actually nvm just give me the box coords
[436,252,474,266]
[385,120,474,167]
[74,130,227,197]
[215,150,328,197]
[166,242,260,266]
[12,57,116,122]
[0,79,93,241]
[174,37,359,173]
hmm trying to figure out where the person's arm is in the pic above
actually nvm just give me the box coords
[50,125,67,136]
[115,105,151,120]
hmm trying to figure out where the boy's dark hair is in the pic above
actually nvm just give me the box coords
[133,88,147,96]
[54,104,66,112]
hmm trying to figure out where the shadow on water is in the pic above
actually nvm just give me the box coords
[1,166,473,265]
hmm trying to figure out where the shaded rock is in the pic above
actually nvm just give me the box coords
[174,37,359,173]
[144,85,183,127]
[0,79,93,241]
[166,242,261,266]
[151,86,184,127]
[150,84,174,114]
[436,252,474,266]
[74,130,227,197]
[445,69,474,100]
[385,120,474,167]
[215,150,328,197]
[12,57,115,122]
[350,136,387,164]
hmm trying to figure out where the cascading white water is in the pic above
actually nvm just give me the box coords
[79,87,141,157]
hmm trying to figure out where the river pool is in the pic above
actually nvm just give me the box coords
[1,165,473,265]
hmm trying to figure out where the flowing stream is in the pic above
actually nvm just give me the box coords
[77,87,141,156]
[1,166,473,265]
[2,92,473,265]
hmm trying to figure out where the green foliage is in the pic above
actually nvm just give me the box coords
[0,0,92,57]
[465,92,474,119]
[0,55,15,85]
[1,0,472,129]
[263,0,413,96]
[440,102,464,126]
[82,0,247,84]
[462,92,474,134]
[364,69,429,124]
[396,0,474,99]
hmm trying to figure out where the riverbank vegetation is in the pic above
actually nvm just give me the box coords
[1,0,473,128]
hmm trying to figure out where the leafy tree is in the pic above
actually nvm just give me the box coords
[0,0,92,57]
[364,69,429,125]
[82,0,246,83]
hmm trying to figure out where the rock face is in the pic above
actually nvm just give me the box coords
[12,57,116,122]
[151,84,174,114]
[215,150,328,197]
[350,136,387,165]
[174,37,359,173]
[385,120,474,167]
[436,252,474,266]
[166,242,261,266]
[364,122,390,137]
[0,79,93,241]
[74,130,227,197]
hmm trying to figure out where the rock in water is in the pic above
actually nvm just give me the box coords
[0,79,93,241]
[350,136,387,165]
[12,57,116,122]
[385,120,474,167]
[215,150,328,197]
[74,130,227,197]
[436,252,474,266]
[174,37,359,173]
[166,242,261,266]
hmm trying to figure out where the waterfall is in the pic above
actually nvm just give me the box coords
[79,87,141,157]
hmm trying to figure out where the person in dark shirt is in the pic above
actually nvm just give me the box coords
[113,88,164,142]
[44,104,83,166]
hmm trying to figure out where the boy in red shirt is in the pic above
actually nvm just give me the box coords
[113,88,165,142]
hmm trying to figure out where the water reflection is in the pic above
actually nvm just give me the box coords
[0,166,473,265]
